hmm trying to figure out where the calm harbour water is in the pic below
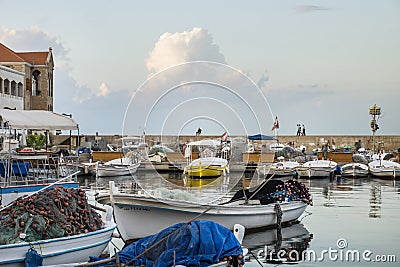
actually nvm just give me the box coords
[88,171,400,266]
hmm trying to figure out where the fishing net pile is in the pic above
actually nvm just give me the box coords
[273,179,312,205]
[229,179,312,205]
[0,186,103,245]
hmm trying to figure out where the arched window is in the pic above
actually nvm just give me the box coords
[32,70,41,96]
[11,81,17,96]
[17,82,23,97]
[0,77,3,94]
[4,79,10,94]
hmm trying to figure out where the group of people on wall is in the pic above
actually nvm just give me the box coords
[296,124,306,136]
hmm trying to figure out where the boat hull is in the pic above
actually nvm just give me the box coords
[185,165,226,178]
[185,157,228,178]
[108,195,307,241]
[340,163,369,178]
[368,160,400,179]
[341,170,369,177]
[0,221,116,267]
[369,169,400,179]
[297,167,335,178]
[96,162,140,177]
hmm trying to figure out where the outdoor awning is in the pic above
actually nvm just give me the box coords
[247,134,277,141]
[0,110,78,130]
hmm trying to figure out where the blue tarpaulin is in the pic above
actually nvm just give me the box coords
[247,134,276,140]
[90,220,243,267]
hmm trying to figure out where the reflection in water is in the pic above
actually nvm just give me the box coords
[243,223,313,264]
[322,185,335,207]
[369,183,382,218]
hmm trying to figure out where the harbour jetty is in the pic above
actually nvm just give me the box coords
[53,134,400,152]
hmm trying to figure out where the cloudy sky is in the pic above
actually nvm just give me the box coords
[1,1,399,136]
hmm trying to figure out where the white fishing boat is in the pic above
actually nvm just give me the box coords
[97,182,308,241]
[296,160,337,178]
[368,160,400,179]
[340,162,369,178]
[0,221,116,267]
[269,161,300,177]
[94,157,140,177]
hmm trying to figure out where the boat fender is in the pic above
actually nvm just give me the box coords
[24,248,43,267]
[233,224,245,244]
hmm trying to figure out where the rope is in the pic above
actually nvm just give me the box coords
[274,203,282,232]
[248,250,264,267]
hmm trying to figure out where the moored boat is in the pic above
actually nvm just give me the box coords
[0,221,116,267]
[94,157,140,177]
[89,220,245,267]
[184,139,229,178]
[269,161,300,177]
[296,160,337,179]
[340,162,369,178]
[184,157,229,178]
[97,181,309,241]
[368,160,400,179]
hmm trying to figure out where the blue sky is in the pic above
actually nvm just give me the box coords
[1,1,399,136]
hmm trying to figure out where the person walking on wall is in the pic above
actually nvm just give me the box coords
[296,124,301,136]
[302,124,306,136]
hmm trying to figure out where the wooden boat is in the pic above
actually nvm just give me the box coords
[296,160,337,178]
[0,221,116,267]
[184,157,228,178]
[97,182,308,241]
[340,162,369,178]
[258,161,300,177]
[368,160,400,179]
[94,157,140,177]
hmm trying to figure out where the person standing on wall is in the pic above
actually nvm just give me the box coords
[296,124,301,136]
[302,124,306,136]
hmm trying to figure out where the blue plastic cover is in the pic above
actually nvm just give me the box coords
[90,220,243,267]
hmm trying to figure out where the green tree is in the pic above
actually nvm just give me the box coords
[26,133,46,150]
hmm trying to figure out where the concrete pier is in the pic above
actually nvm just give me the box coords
[53,134,400,152]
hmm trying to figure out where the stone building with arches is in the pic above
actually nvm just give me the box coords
[0,43,54,111]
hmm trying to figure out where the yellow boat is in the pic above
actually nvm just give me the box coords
[184,157,229,178]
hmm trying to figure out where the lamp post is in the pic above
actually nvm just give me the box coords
[369,104,381,155]
[62,113,72,151]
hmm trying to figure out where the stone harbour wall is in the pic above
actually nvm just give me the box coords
[53,134,400,152]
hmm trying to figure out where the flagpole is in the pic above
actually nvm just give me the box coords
[272,116,279,144]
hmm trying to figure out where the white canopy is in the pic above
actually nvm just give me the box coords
[186,139,221,147]
[0,110,78,130]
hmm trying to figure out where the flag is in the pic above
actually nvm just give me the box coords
[221,131,229,141]
[271,116,279,131]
